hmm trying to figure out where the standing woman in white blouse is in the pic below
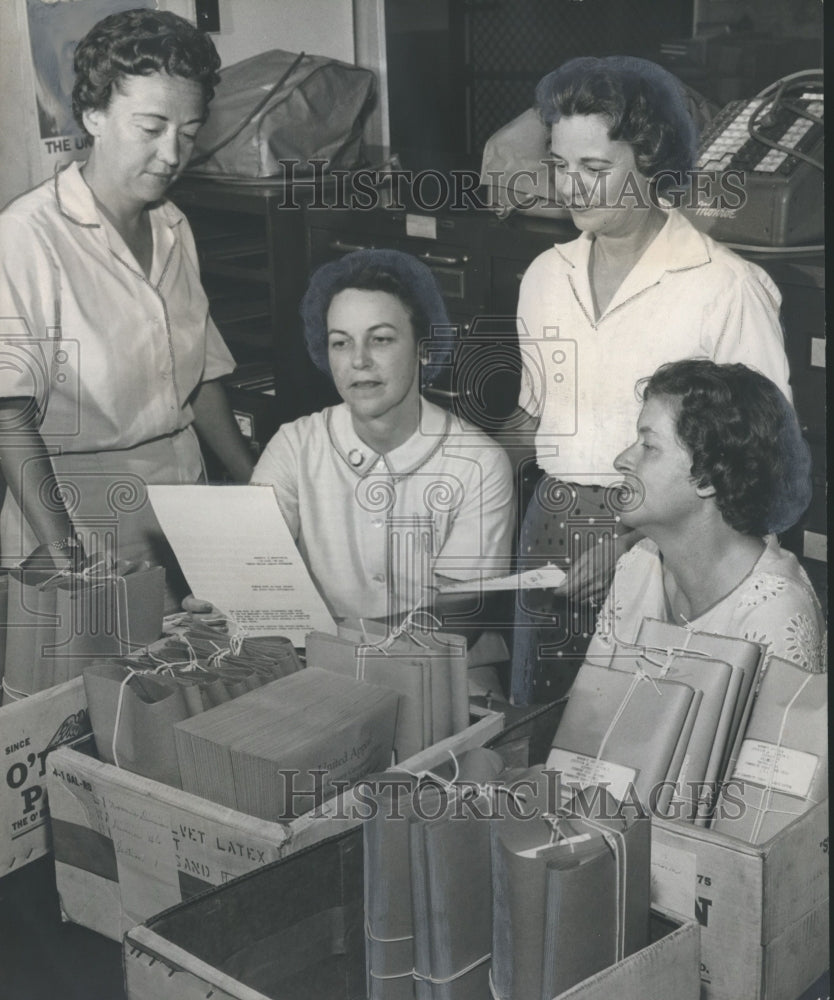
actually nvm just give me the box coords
[509,55,792,704]
[0,11,252,594]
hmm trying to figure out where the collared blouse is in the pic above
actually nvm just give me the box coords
[252,400,515,619]
[0,161,234,453]
[517,208,792,483]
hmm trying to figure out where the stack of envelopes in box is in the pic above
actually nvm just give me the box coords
[549,619,767,820]
[490,772,651,1000]
[362,753,651,1000]
[83,620,303,787]
[3,561,165,703]
[174,667,400,820]
[712,654,828,843]
[306,620,469,762]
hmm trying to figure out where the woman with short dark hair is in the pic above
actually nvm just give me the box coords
[71,8,222,122]
[585,360,824,673]
[252,249,514,620]
[0,9,252,596]
[509,56,792,703]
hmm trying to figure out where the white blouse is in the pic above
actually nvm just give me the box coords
[586,536,826,674]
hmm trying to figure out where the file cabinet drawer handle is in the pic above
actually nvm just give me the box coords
[419,251,468,266]
[329,239,374,253]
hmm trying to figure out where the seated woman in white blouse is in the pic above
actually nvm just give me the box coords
[586,359,825,673]
[251,250,514,622]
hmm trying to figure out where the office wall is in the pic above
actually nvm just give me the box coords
[0,0,354,208]
[205,0,354,68]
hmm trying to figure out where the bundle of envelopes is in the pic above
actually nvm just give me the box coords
[712,655,828,843]
[2,560,165,703]
[174,667,400,820]
[552,619,766,821]
[490,770,650,1000]
[84,620,302,787]
[306,619,469,762]
[362,753,650,1000]
[634,618,766,817]
[363,749,504,1000]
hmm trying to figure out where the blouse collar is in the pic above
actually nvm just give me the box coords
[552,208,714,321]
[54,160,184,231]
[327,400,450,478]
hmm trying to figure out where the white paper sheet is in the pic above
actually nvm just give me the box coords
[437,564,567,593]
[148,485,336,641]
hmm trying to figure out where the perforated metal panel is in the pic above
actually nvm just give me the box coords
[463,0,692,150]
[384,0,692,165]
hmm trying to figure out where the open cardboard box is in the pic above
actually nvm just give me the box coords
[651,804,829,1000]
[0,677,91,876]
[47,705,504,940]
[123,825,701,1000]
[487,702,830,1000]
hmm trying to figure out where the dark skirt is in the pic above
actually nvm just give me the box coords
[509,476,622,705]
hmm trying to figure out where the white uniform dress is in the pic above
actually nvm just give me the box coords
[0,161,235,575]
[252,399,515,620]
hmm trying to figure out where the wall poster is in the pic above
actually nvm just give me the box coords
[25,0,154,170]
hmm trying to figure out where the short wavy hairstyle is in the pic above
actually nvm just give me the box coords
[301,249,455,387]
[72,9,221,134]
[640,359,811,536]
[535,56,697,184]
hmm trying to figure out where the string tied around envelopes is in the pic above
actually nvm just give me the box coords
[594,668,656,771]
[111,665,140,770]
[412,949,492,986]
[394,749,461,791]
[748,673,817,843]
[541,808,582,853]
[354,605,440,681]
[33,557,135,658]
[576,815,629,963]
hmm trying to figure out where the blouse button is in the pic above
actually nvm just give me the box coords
[348,449,365,467]
[372,574,385,583]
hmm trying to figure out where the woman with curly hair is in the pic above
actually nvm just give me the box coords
[509,56,792,703]
[0,10,252,595]
[252,249,514,621]
[585,360,824,673]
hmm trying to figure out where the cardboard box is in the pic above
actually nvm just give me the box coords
[651,800,829,1000]
[123,825,701,1000]
[0,676,91,876]
[48,707,504,940]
